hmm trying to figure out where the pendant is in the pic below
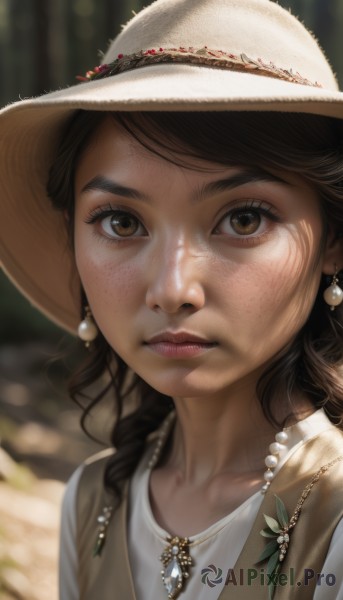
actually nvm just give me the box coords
[160,536,193,599]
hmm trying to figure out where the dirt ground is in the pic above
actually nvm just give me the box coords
[0,342,103,600]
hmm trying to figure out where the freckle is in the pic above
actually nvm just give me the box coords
[112,265,139,298]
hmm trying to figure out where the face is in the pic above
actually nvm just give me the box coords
[74,117,326,401]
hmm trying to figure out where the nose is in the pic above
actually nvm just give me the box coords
[145,239,206,313]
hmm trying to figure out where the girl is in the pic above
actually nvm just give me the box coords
[1,0,343,598]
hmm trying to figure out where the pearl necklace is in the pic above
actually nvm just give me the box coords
[261,429,289,493]
[147,414,289,599]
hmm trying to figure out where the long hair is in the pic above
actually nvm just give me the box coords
[47,110,343,501]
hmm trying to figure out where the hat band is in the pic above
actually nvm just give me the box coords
[77,46,322,88]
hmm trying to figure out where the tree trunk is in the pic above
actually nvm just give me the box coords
[32,0,51,95]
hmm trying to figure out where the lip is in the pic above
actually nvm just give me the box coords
[144,330,217,358]
[146,331,213,344]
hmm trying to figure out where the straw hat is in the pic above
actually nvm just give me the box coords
[1,0,343,334]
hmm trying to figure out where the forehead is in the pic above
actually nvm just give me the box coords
[71,110,335,184]
[75,116,229,194]
[74,115,250,184]
[74,115,317,198]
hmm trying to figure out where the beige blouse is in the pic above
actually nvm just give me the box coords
[59,410,343,599]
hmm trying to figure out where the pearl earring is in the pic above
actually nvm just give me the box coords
[78,306,98,347]
[323,269,343,311]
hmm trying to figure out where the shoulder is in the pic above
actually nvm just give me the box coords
[72,448,116,527]
[306,424,343,470]
[78,448,115,490]
[61,449,115,531]
[302,426,343,515]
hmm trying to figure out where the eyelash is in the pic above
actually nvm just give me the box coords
[85,204,132,224]
[85,204,147,238]
[214,201,281,233]
[84,201,281,240]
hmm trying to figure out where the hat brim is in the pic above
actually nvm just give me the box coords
[1,64,343,334]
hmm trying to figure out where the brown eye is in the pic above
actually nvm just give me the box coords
[230,210,261,235]
[109,212,140,237]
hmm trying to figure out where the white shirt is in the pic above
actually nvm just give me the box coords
[60,410,343,599]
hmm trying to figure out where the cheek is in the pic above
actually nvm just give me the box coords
[214,239,320,335]
[74,241,142,321]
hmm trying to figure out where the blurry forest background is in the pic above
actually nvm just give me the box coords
[0,1,343,599]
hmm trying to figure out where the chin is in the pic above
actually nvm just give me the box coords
[138,370,228,400]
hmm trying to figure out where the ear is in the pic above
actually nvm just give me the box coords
[321,228,343,275]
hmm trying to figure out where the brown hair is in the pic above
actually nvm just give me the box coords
[47,110,343,501]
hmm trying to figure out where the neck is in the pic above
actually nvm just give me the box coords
[165,388,314,485]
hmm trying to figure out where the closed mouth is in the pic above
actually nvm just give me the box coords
[145,331,216,345]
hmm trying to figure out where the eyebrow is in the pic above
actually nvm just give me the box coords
[81,169,290,203]
[198,169,291,201]
[81,175,149,201]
